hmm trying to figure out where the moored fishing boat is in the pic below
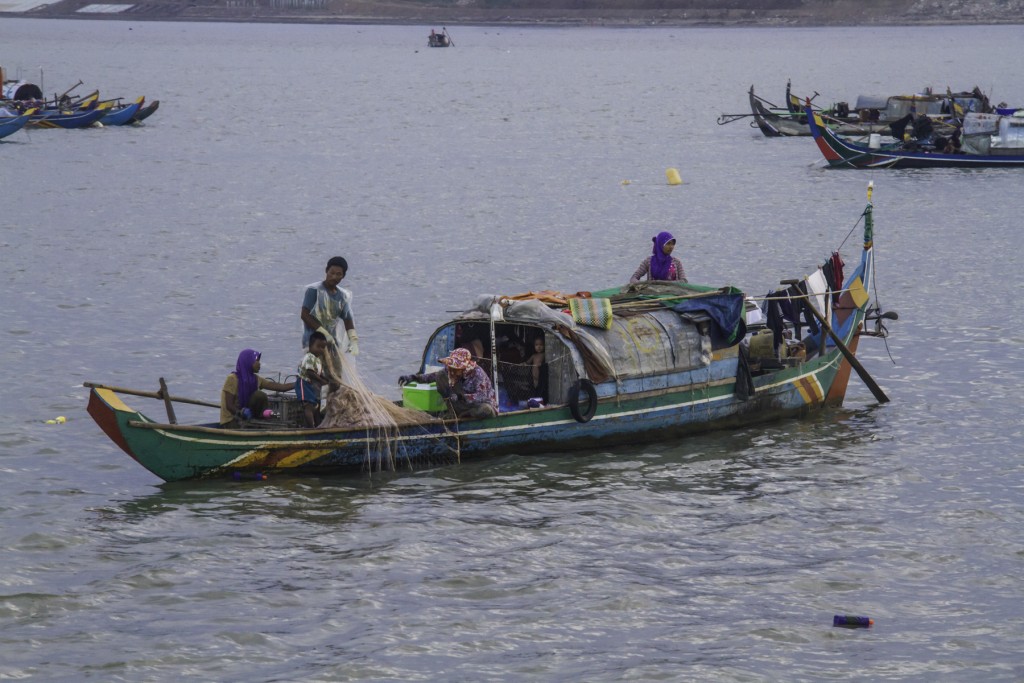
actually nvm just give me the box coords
[88,189,894,483]
[725,82,991,138]
[26,100,112,129]
[99,96,145,126]
[130,99,160,124]
[0,108,33,140]
[807,105,1024,169]
[747,85,893,138]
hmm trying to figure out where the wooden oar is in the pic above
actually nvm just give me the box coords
[83,382,220,408]
[801,300,890,404]
[158,377,178,424]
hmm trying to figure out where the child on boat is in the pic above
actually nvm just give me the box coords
[525,334,548,403]
[295,331,338,427]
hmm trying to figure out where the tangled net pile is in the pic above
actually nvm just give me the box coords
[318,351,445,471]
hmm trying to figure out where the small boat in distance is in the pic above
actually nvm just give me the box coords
[87,187,895,483]
[428,27,453,47]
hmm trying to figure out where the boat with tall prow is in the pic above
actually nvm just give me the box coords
[87,186,895,482]
[807,101,1024,169]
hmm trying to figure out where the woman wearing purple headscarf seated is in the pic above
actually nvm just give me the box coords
[220,349,294,427]
[630,231,687,283]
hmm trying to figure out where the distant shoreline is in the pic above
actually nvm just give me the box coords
[5,16,1022,27]
[4,7,1023,28]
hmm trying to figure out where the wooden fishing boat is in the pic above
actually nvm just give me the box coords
[747,86,893,138]
[727,82,989,139]
[428,28,452,47]
[99,96,145,126]
[807,106,1024,169]
[26,100,112,129]
[88,190,894,483]
[0,109,33,140]
[130,99,160,124]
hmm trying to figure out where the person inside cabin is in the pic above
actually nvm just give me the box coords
[496,332,528,365]
[494,331,531,403]
[455,323,486,362]
[630,231,687,283]
[398,347,497,419]
[525,334,548,403]
[295,331,339,428]
[220,349,293,427]
[300,256,358,363]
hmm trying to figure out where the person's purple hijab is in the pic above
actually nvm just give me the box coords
[650,231,676,280]
[234,349,260,409]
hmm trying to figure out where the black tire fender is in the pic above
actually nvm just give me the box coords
[568,379,597,423]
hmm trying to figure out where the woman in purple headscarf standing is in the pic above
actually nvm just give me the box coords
[630,231,687,283]
[220,349,294,427]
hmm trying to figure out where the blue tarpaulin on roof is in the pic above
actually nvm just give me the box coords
[671,292,746,346]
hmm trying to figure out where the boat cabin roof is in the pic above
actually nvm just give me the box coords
[421,282,748,384]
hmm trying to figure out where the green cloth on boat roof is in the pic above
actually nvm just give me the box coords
[590,281,743,300]
[590,281,747,347]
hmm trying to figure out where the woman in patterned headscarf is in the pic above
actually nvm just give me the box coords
[630,231,687,283]
[220,349,293,427]
[397,347,497,419]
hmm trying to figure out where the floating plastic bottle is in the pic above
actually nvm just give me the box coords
[833,615,873,628]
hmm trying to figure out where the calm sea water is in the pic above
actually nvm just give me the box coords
[1,18,1023,680]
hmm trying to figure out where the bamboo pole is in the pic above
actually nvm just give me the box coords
[83,382,220,408]
[158,377,178,424]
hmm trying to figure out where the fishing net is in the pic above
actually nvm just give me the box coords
[494,358,548,408]
[318,349,450,472]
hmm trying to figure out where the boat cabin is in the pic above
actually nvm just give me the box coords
[957,111,1024,155]
[409,283,754,419]
[852,90,989,122]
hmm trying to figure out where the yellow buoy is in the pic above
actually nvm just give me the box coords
[56,416,66,424]
[666,168,682,185]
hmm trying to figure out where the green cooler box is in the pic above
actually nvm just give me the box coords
[402,382,446,412]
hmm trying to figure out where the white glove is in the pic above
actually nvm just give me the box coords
[347,329,360,356]
[316,326,336,346]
